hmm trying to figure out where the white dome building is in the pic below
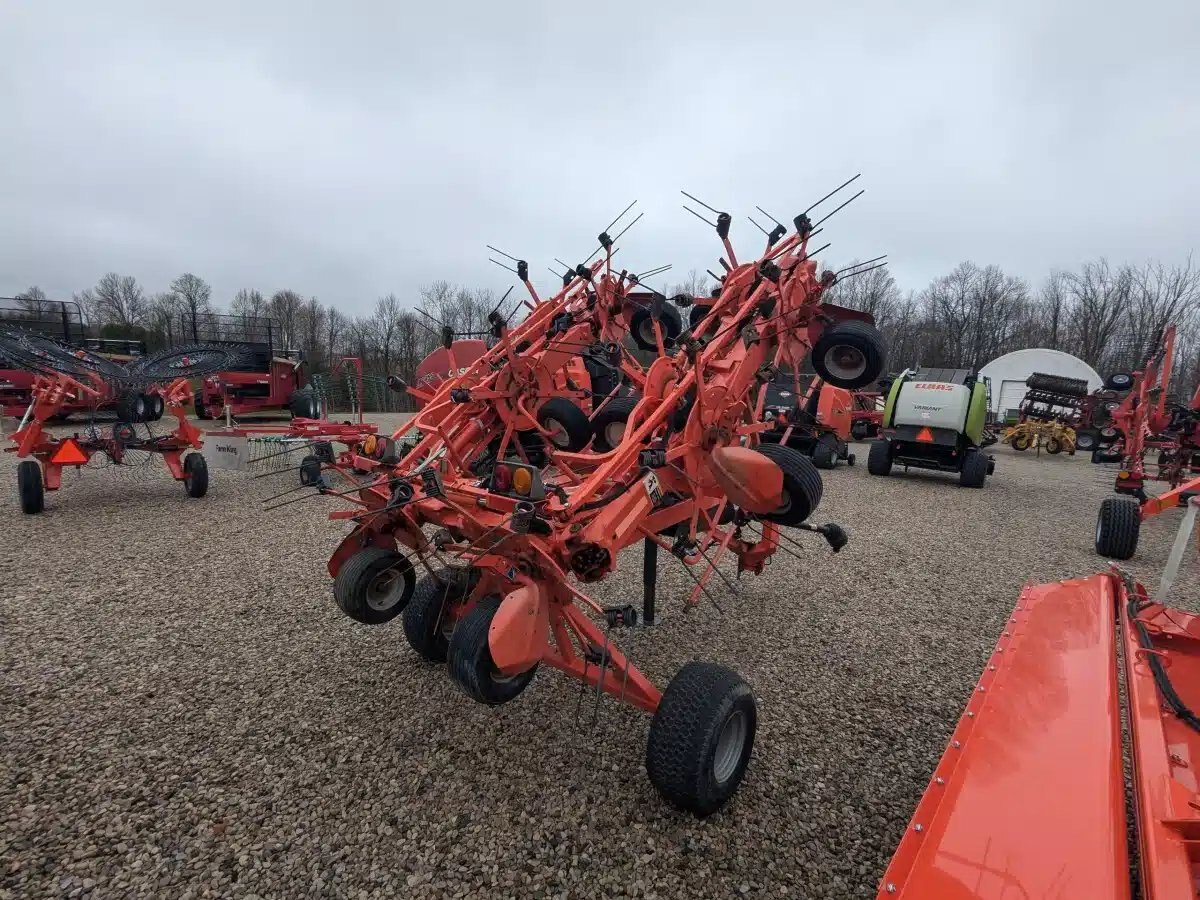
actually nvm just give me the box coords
[979,348,1104,419]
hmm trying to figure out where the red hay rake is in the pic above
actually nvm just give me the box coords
[1,331,242,514]
[1094,323,1200,559]
[297,188,886,814]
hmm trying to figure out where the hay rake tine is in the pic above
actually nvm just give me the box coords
[696,541,740,596]
[670,548,725,614]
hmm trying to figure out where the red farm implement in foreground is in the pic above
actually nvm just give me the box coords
[293,186,888,813]
[879,496,1200,898]
[1,328,243,514]
[1094,324,1200,559]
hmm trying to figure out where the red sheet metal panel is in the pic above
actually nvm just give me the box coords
[1120,588,1200,899]
[878,575,1130,899]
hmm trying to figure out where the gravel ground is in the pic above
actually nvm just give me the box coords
[3,417,1199,899]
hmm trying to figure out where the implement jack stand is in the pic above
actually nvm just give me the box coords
[642,537,658,625]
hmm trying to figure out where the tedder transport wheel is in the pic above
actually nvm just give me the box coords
[403,568,476,662]
[333,548,416,625]
[289,389,320,420]
[17,460,44,515]
[591,397,640,452]
[645,661,757,817]
[1095,496,1141,560]
[752,443,822,526]
[630,305,683,351]
[811,434,838,470]
[448,594,537,705]
[867,438,892,476]
[959,449,989,488]
[183,453,209,498]
[537,398,592,452]
[810,320,886,390]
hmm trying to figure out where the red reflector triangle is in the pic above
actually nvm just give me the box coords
[50,438,89,465]
[916,427,934,443]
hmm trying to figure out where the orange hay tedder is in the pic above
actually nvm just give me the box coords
[1,329,242,513]
[300,184,889,813]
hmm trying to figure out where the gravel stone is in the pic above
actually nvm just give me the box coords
[2,419,1198,898]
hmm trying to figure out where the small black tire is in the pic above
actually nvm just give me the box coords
[630,305,683,351]
[1045,437,1064,455]
[591,397,640,452]
[114,390,147,424]
[867,439,892,476]
[403,568,476,662]
[144,393,165,421]
[752,442,822,526]
[447,594,538,705]
[289,389,320,420]
[645,661,757,817]
[846,452,856,467]
[299,455,323,487]
[17,460,44,515]
[1095,496,1140,559]
[1106,372,1134,391]
[850,422,869,441]
[811,320,886,389]
[537,398,592,452]
[1075,431,1098,452]
[333,548,415,625]
[183,453,209,498]
[195,395,213,420]
[688,304,713,329]
[959,449,988,488]
[811,434,837,470]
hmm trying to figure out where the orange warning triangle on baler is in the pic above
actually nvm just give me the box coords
[915,427,935,443]
[50,438,89,465]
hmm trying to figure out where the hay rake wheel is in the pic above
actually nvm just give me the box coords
[305,187,884,814]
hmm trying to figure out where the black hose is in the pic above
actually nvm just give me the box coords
[1124,577,1200,734]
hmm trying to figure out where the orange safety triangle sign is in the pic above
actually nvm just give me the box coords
[915,427,935,443]
[50,438,89,465]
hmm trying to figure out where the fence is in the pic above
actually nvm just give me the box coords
[310,372,418,416]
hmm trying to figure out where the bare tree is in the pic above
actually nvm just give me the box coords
[169,273,213,341]
[823,263,902,326]
[14,285,48,316]
[268,290,304,349]
[92,272,147,332]
[372,293,402,374]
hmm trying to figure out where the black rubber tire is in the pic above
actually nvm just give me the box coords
[752,442,822,526]
[447,594,538,705]
[183,452,209,498]
[850,422,869,441]
[17,460,44,515]
[288,389,320,420]
[1095,496,1140,559]
[145,393,165,421]
[1075,431,1098,452]
[591,397,640,452]
[629,305,683,351]
[959,449,988,488]
[846,452,856,467]
[1045,437,1064,455]
[689,304,713,329]
[867,439,892,476]
[195,395,212,420]
[299,455,322,487]
[1106,372,1134,391]
[537,398,592,452]
[333,548,415,625]
[811,320,886,389]
[811,434,837,470]
[1011,433,1031,451]
[403,569,476,662]
[114,390,147,424]
[645,661,757,817]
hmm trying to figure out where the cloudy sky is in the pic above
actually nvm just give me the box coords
[2,1,1197,314]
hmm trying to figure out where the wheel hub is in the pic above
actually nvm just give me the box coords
[713,709,748,784]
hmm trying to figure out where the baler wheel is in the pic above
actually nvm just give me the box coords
[183,453,209,498]
[867,439,892,476]
[752,443,822,526]
[1095,496,1141,560]
[537,398,592,452]
[645,661,757,817]
[114,390,148,424]
[289,389,320,420]
[403,568,476,662]
[18,460,44,515]
[333,548,415,625]
[959,449,989,488]
[447,594,537,705]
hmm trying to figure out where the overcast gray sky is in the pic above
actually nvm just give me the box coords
[2,1,1197,314]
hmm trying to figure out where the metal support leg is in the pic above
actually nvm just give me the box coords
[642,537,657,625]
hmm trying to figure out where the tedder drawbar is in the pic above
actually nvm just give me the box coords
[294,186,888,814]
[1,328,242,514]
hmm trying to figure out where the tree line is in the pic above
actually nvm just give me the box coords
[10,253,1200,399]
